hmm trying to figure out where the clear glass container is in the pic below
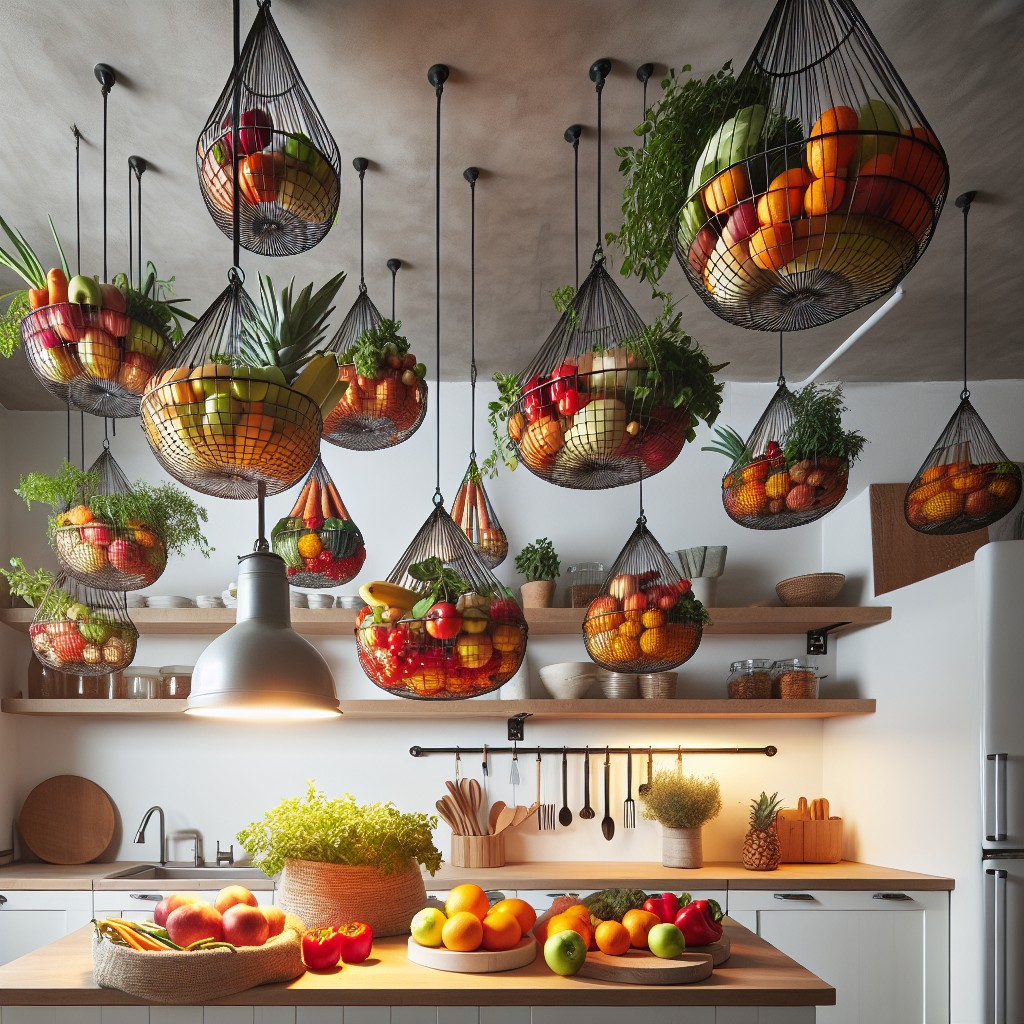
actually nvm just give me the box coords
[727,659,774,699]
[771,658,820,699]
[67,673,109,699]
[567,561,604,608]
[156,665,193,699]
[122,667,161,699]
[27,659,67,698]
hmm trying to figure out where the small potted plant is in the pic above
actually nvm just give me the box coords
[639,770,722,868]
[514,537,561,608]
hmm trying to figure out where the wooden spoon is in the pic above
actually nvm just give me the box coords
[511,802,539,828]
[462,778,484,834]
[435,799,462,836]
[441,794,474,836]
[487,800,507,834]
[491,805,517,835]
[446,780,478,834]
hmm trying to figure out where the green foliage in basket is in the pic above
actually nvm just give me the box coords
[640,770,722,829]
[0,558,56,608]
[784,383,867,465]
[236,780,442,878]
[514,537,561,582]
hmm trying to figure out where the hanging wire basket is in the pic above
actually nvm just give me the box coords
[674,0,948,332]
[196,1,341,257]
[29,574,138,677]
[140,274,322,500]
[20,302,173,418]
[450,459,508,570]
[583,519,705,673]
[355,505,528,700]
[320,290,428,451]
[508,256,691,490]
[905,397,1022,535]
[51,449,168,591]
[272,455,366,587]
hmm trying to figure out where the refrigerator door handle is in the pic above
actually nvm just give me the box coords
[987,753,1008,842]
[988,867,1008,1024]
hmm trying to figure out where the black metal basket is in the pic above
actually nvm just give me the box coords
[29,574,138,677]
[905,397,1022,535]
[675,0,948,331]
[355,505,527,700]
[583,519,704,673]
[450,459,508,570]
[196,1,340,257]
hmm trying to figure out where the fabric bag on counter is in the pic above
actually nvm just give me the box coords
[92,920,305,1003]
[277,857,426,936]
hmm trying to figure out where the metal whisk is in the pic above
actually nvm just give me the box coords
[536,751,556,830]
[623,746,636,828]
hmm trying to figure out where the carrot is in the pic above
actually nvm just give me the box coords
[474,480,490,530]
[303,477,322,522]
[320,474,332,520]
[101,920,153,951]
[28,287,49,309]
[288,479,309,519]
[450,481,467,528]
[326,480,349,520]
[46,267,68,305]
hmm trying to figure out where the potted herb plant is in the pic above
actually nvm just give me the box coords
[639,770,722,868]
[237,781,442,936]
[514,537,561,608]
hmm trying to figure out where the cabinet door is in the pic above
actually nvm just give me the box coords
[0,890,93,965]
[94,887,275,921]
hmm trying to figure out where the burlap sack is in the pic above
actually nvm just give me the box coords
[277,858,427,936]
[92,921,305,1003]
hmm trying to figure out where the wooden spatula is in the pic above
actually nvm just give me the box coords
[797,796,810,820]
[487,800,507,834]
[492,805,517,835]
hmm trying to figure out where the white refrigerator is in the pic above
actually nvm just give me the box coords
[977,541,1024,1024]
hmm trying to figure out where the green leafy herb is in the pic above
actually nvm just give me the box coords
[236,780,442,877]
[639,770,723,829]
[339,319,411,379]
[701,423,754,472]
[514,537,560,582]
[676,594,712,627]
[408,557,470,618]
[113,262,197,346]
[482,372,522,479]
[551,285,581,330]
[783,383,867,465]
[0,558,56,608]
[0,290,29,358]
[16,462,98,511]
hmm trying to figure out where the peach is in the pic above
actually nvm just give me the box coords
[222,903,270,947]
[166,901,223,947]
[215,884,259,915]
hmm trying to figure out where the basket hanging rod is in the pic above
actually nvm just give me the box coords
[411,744,777,758]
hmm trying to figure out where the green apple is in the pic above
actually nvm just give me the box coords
[67,274,103,307]
[203,393,243,436]
[409,907,447,948]
[647,923,686,959]
[856,99,906,165]
[284,131,315,165]
[231,365,288,402]
[543,929,587,977]
[126,322,165,360]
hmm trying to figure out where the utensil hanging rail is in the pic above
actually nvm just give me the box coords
[411,744,777,758]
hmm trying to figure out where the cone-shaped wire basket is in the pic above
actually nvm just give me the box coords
[355,505,527,699]
[29,574,138,677]
[196,2,340,257]
[674,0,948,332]
[272,454,366,587]
[508,257,691,489]
[52,449,168,592]
[720,384,850,529]
[321,290,428,451]
[905,397,1022,535]
[20,302,173,419]
[450,459,508,569]
[583,519,705,673]
[140,274,322,500]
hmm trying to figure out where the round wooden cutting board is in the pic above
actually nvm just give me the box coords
[577,948,714,985]
[18,775,116,864]
[689,931,731,966]
[407,936,537,973]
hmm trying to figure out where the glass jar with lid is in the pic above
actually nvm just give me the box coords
[727,659,774,699]
[566,562,604,608]
[122,667,161,699]
[156,665,193,699]
[771,658,820,699]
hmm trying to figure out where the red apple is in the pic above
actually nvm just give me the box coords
[262,905,286,938]
[222,903,270,947]
[107,539,144,573]
[81,524,112,546]
[166,901,223,946]
[623,592,648,615]
[214,884,259,915]
[98,283,127,313]
[154,893,200,928]
[722,200,760,246]
[686,224,718,277]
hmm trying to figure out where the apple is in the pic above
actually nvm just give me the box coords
[35,326,64,350]
[222,903,270,947]
[166,901,223,947]
[424,602,463,640]
[410,907,447,948]
[231,365,288,402]
[215,884,259,915]
[98,283,127,313]
[721,200,760,246]
[543,929,588,977]
[686,224,718,277]
[222,108,274,156]
[262,905,286,938]
[648,923,686,959]
[77,328,121,380]
[107,539,144,573]
[126,322,166,360]
[81,524,112,546]
[204,392,243,435]
[623,592,648,615]
[67,274,103,307]
[154,893,200,928]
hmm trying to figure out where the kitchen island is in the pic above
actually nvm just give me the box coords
[0,920,833,1022]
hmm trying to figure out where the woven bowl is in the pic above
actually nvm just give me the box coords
[775,572,846,607]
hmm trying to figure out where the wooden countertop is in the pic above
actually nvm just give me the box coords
[0,922,836,1008]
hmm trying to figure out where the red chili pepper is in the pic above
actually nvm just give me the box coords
[302,927,346,970]
[673,899,724,946]
[336,921,373,964]
[642,892,681,924]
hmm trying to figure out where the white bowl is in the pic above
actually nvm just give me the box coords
[538,662,600,700]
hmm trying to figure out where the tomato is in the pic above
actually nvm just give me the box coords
[489,595,522,622]
[547,360,579,402]
[302,927,346,970]
[424,602,463,640]
[336,921,373,963]
[361,624,390,651]
[522,374,552,423]
[386,624,409,655]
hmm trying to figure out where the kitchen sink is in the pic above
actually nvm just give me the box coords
[106,865,271,880]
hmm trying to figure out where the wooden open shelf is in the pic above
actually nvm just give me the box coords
[0,697,875,720]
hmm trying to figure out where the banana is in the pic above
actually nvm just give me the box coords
[291,354,341,408]
[358,581,423,611]
[320,378,349,418]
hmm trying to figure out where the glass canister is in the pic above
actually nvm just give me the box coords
[156,665,193,699]
[566,562,604,609]
[27,658,67,698]
[122,667,161,699]
[727,659,774,699]
[771,658,820,699]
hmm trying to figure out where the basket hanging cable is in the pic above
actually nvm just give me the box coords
[388,258,401,319]
[432,65,444,506]
[96,64,113,282]
[564,125,582,289]
[129,157,147,294]
[71,124,82,276]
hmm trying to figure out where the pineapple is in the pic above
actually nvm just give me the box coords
[742,791,783,871]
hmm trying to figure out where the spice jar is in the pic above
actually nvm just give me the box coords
[772,658,820,699]
[727,659,774,699]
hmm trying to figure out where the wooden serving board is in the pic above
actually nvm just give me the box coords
[577,948,713,985]
[407,936,537,974]
[18,775,116,864]
[688,931,731,966]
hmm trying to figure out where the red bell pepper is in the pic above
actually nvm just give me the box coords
[673,899,724,946]
[335,921,373,964]
[522,374,551,423]
[642,892,681,924]
[302,927,346,970]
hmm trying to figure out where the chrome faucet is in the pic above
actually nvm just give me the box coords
[134,806,166,866]
[176,829,204,868]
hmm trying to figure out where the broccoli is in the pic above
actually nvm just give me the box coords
[581,888,650,922]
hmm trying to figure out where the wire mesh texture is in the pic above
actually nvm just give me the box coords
[196,0,340,257]
[140,274,322,500]
[29,573,138,677]
[52,448,168,592]
[509,255,691,490]
[20,302,173,419]
[674,0,948,332]
[272,454,365,587]
[355,505,528,700]
[583,519,705,673]
[450,459,508,570]
[905,397,1022,535]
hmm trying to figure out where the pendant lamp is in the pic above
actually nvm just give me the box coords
[904,192,1021,534]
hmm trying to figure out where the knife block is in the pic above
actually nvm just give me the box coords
[774,817,843,863]
[451,833,506,868]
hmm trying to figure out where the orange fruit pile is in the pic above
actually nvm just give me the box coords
[417,886,538,954]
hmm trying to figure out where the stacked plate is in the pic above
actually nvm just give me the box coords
[306,593,335,609]
[196,595,225,609]
[146,596,196,609]
[289,592,309,608]
[638,671,678,699]
[126,594,147,609]
[337,595,364,609]
[601,672,639,699]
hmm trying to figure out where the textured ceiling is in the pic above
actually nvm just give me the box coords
[0,0,1021,412]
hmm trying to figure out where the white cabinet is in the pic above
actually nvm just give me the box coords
[0,889,93,965]
[93,886,275,922]
[728,889,949,1024]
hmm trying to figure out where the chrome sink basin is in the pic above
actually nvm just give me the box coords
[107,865,270,880]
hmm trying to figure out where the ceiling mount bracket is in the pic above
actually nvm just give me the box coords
[94,63,116,94]
[636,63,655,85]
[428,63,449,91]
[507,712,531,742]
[463,166,479,184]
[564,124,582,145]
[353,156,368,176]
[954,190,977,213]
[386,258,402,273]
[128,155,147,177]
[589,58,611,86]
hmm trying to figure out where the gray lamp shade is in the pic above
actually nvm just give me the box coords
[185,552,339,720]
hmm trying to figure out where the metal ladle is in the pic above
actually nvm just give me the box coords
[558,748,573,827]
[579,746,595,820]
[601,747,615,841]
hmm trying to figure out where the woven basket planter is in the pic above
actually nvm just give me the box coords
[277,858,427,937]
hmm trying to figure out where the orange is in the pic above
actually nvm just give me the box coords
[919,464,948,484]
[587,629,617,662]
[950,467,989,493]
[890,127,945,196]
[546,911,595,951]
[488,898,537,935]
[664,622,701,661]
[610,635,643,665]
[921,490,963,523]
[67,505,94,526]
[588,610,624,635]
[749,224,799,271]
[807,105,859,177]
[445,883,491,922]
[741,459,770,483]
[990,475,1019,500]
[481,911,522,952]
[639,628,668,659]
[618,619,644,639]
[703,165,751,215]
[560,904,592,924]
[733,480,768,515]
[442,911,484,952]
[907,479,946,505]
[595,920,631,956]
[804,175,847,217]
[756,167,811,226]
[886,185,933,238]
[765,470,792,500]
[622,908,661,949]
[641,609,666,629]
